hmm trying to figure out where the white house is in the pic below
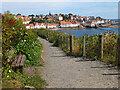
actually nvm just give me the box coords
[55,15,63,21]
[78,17,84,21]
[24,24,30,29]
[34,23,40,29]
[22,19,30,24]
[34,23,46,29]
[97,20,105,24]
[60,21,79,28]
[47,23,57,28]
[39,23,46,29]
[30,24,35,29]
[83,21,98,27]
[83,21,92,27]
[16,15,24,19]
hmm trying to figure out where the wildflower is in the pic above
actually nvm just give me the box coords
[25,32,28,35]
[24,40,26,42]
[7,75,9,78]
[9,70,11,73]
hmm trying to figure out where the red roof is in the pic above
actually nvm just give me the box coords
[22,19,25,22]
[38,23,46,25]
[47,23,56,26]
[25,16,30,18]
[25,18,29,21]
[22,18,29,22]
[30,24,34,27]
[58,15,62,17]
[60,20,77,24]
[17,15,23,18]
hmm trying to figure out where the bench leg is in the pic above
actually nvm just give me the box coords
[12,67,17,73]
[19,66,23,74]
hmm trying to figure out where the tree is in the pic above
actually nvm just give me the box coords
[4,10,10,14]
[30,18,35,23]
[68,13,73,16]
[17,13,21,16]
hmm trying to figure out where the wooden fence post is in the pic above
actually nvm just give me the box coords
[46,31,49,41]
[99,35,103,60]
[62,35,63,48]
[83,35,86,56]
[116,37,120,68]
[60,35,62,47]
[48,32,50,41]
[70,35,73,55]
[63,35,65,48]
[51,32,53,41]
[66,36,68,50]
[52,31,55,42]
[57,33,60,46]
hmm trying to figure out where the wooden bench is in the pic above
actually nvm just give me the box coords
[11,55,25,73]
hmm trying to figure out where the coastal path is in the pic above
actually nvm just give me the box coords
[38,37,119,88]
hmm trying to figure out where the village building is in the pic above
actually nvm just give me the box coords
[24,24,30,29]
[16,15,24,19]
[39,23,46,29]
[83,21,96,27]
[29,24,35,29]
[22,18,30,24]
[47,23,57,28]
[55,15,63,21]
[32,22,46,29]
[60,20,79,28]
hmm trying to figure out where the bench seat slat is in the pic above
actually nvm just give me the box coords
[11,56,18,67]
[20,55,25,66]
[16,55,22,67]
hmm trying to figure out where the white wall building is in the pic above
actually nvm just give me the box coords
[55,15,63,21]
[39,23,46,29]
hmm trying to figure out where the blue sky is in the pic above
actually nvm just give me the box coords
[2,2,118,19]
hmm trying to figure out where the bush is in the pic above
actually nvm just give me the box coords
[2,11,45,88]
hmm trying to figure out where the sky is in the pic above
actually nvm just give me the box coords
[1,1,119,19]
[1,0,120,2]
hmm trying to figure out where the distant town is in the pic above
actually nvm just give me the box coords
[13,12,118,29]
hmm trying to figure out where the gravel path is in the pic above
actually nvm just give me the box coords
[38,37,119,88]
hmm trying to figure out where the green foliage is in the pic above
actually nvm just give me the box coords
[2,12,44,88]
[103,34,118,65]
[2,72,46,88]
[15,73,46,88]
[30,18,35,24]
[85,35,99,59]
[53,39,59,47]
[2,12,43,67]
[37,20,45,23]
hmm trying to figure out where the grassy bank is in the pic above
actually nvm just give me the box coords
[2,12,46,88]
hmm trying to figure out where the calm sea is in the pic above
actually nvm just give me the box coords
[111,19,120,22]
[57,19,120,37]
[57,27,120,37]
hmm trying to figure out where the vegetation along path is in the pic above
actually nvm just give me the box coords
[38,37,119,88]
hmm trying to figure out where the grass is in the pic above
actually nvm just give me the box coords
[2,72,46,88]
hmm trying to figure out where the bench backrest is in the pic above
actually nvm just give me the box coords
[11,55,25,67]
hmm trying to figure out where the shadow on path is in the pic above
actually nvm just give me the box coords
[102,73,120,75]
